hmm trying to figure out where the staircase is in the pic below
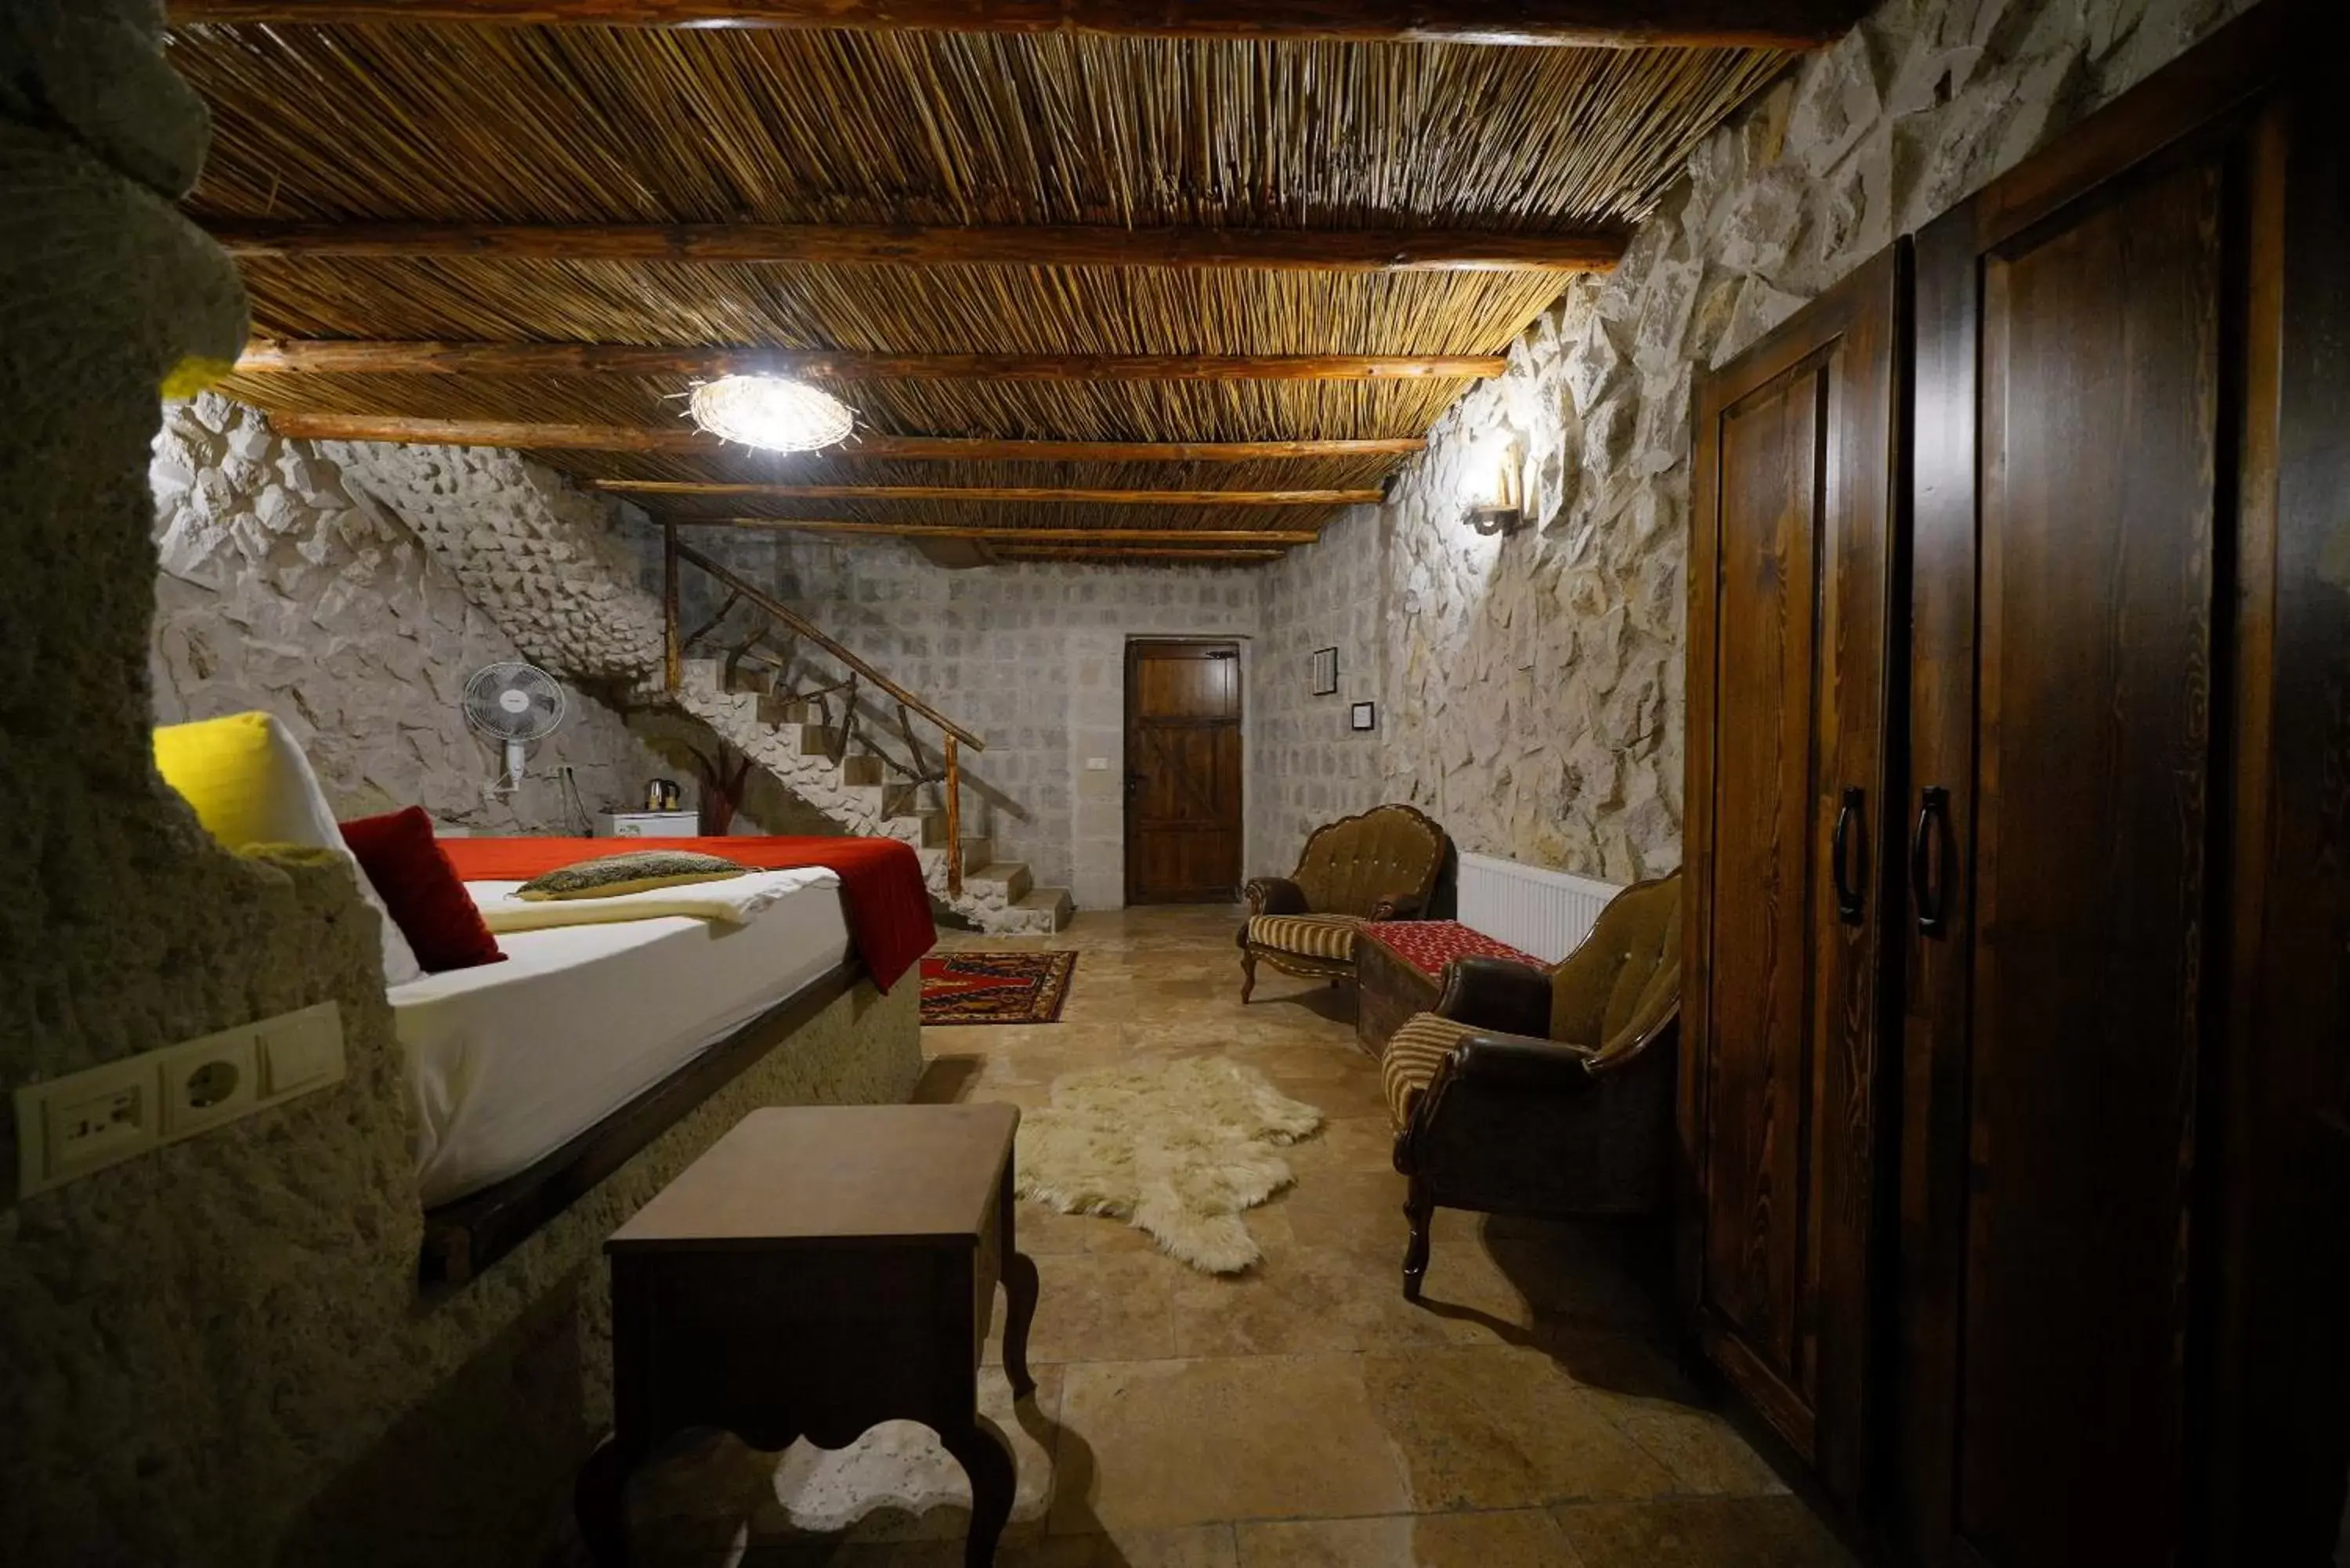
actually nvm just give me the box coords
[670,657,1072,935]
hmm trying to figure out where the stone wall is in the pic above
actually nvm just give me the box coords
[661,530,1259,908]
[150,395,667,833]
[313,430,667,687]
[1247,507,1389,878]
[1249,0,2258,883]
[0,13,920,1562]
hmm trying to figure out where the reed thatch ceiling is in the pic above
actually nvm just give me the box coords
[164,11,1813,563]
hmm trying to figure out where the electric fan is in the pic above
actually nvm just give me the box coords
[462,662,566,793]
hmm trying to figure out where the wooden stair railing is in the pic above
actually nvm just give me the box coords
[663,526,985,894]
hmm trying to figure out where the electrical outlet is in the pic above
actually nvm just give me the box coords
[13,1002,348,1197]
[160,1026,259,1139]
[15,1056,161,1196]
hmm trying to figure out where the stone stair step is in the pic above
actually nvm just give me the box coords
[957,834,992,869]
[755,693,803,726]
[798,724,841,758]
[883,784,923,821]
[971,861,1032,903]
[1005,886,1075,933]
[841,753,885,786]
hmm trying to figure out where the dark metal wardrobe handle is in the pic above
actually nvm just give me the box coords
[1831,786,1865,925]
[1911,786,1951,937]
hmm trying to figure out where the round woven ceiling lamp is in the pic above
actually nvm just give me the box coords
[688,374,855,452]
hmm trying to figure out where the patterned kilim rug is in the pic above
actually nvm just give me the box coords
[919,950,1078,1026]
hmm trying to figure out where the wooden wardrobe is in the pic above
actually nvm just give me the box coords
[1682,4,2350,1564]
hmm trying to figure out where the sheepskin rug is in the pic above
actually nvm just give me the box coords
[1014,1056,1322,1274]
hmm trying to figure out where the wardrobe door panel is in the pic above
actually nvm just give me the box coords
[1965,146,2224,1568]
[1899,8,2302,1560]
[1703,350,1821,1422]
[1684,246,1901,1505]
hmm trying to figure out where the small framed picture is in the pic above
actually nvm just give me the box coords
[1350,701,1377,732]
[1311,646,1339,695]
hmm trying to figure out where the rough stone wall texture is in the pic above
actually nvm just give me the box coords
[149,394,667,833]
[312,432,668,686]
[664,530,1260,908]
[0,9,921,1562]
[1251,0,2258,883]
[1248,506,1389,877]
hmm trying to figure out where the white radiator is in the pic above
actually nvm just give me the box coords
[1456,852,1623,965]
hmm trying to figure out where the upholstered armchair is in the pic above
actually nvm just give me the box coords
[1381,871,1682,1300]
[1237,804,1449,1002]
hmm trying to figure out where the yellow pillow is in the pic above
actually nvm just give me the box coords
[153,711,316,849]
[154,710,426,987]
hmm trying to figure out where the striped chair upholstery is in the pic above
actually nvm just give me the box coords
[1381,1011,1475,1128]
[1245,912,1366,965]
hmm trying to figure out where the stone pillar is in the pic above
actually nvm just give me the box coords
[0,4,420,1559]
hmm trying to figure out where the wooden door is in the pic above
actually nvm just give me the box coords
[1683,244,1904,1510]
[1124,640,1242,903]
[1898,11,2301,1563]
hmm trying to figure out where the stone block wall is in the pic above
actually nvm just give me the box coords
[660,529,1259,906]
[150,395,667,833]
[1248,507,1389,877]
[1250,0,2257,883]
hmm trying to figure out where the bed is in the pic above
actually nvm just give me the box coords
[394,835,937,1281]
[392,870,851,1208]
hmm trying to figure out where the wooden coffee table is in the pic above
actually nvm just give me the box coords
[575,1103,1039,1566]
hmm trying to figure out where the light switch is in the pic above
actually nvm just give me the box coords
[1086,757,1112,771]
[258,1003,345,1099]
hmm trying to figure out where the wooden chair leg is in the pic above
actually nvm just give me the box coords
[1239,948,1257,1003]
[1401,1178,1434,1302]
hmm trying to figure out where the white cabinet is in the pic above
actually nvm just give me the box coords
[595,811,703,839]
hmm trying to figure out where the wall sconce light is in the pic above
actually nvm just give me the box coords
[1465,439,1528,537]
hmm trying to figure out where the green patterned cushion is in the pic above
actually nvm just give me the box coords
[514,850,748,902]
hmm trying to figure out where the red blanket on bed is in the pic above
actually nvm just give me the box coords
[439,836,937,993]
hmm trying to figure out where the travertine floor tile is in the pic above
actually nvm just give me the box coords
[761,1523,1240,1566]
[1360,1346,1678,1509]
[1233,1509,1579,1568]
[1051,1356,1412,1531]
[1549,1497,1857,1566]
[1014,1201,1165,1256]
[1170,1245,1459,1357]
[985,1252,1180,1366]
[1593,1396,1788,1498]
[714,906,1839,1566]
[1282,1115,1402,1174]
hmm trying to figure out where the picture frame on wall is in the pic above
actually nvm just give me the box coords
[1311,647,1339,696]
[1350,701,1376,732]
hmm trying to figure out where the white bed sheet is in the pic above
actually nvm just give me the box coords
[390,869,850,1206]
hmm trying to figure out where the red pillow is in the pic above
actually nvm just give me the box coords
[338,807,506,974]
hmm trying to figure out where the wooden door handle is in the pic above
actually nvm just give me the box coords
[1911,786,1951,937]
[1831,786,1865,925]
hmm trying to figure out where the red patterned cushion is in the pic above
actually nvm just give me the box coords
[1358,920,1543,978]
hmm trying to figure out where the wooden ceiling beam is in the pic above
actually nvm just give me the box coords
[992,547,1285,562]
[264,412,1425,462]
[236,340,1508,381]
[207,219,1626,273]
[596,480,1376,505]
[168,1,1860,49]
[687,519,1315,545]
